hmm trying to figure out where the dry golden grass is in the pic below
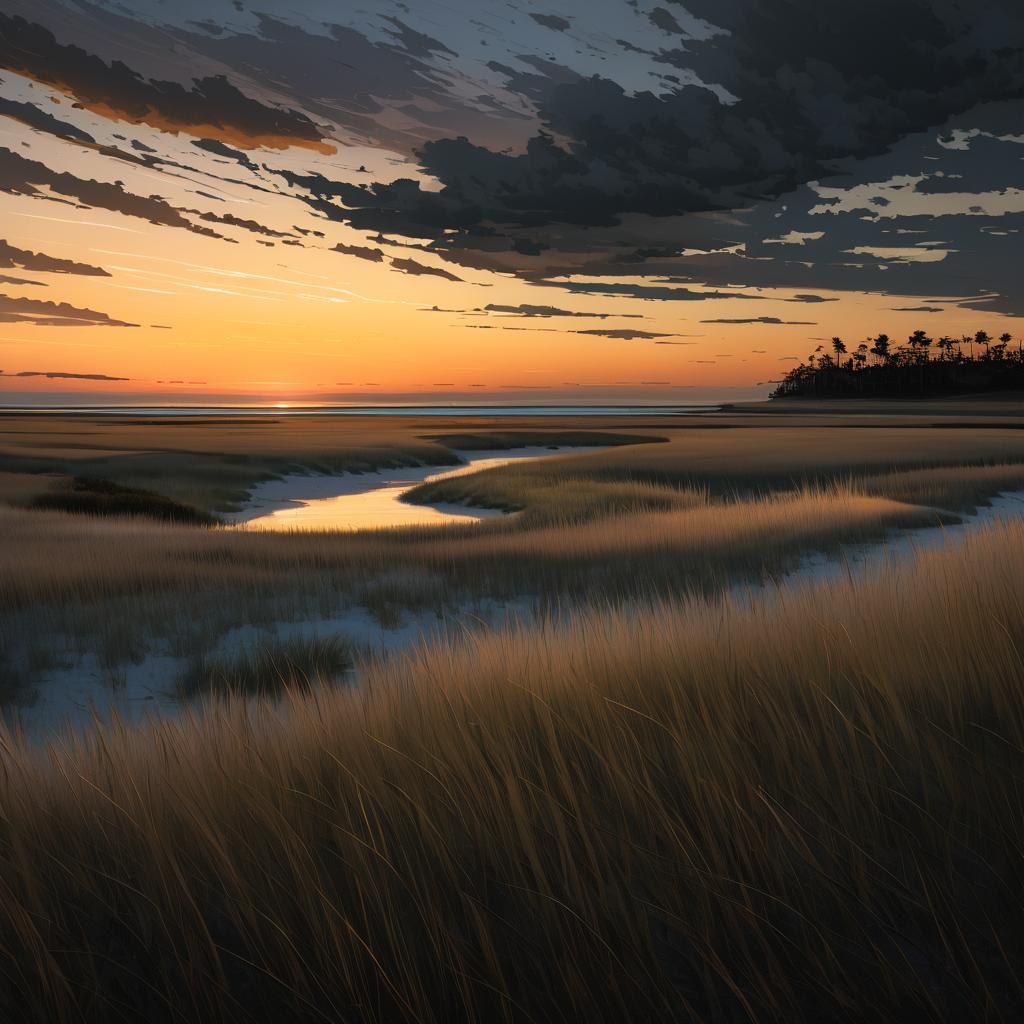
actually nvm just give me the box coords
[5,417,1024,685]
[0,414,661,511]
[4,411,1024,513]
[0,471,65,505]
[409,425,1024,513]
[3,519,1024,1021]
[0,486,945,615]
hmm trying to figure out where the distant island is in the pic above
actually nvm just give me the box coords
[772,330,1024,399]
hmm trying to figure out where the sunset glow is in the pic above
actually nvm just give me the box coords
[2,1,1023,404]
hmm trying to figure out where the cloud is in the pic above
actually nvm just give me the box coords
[701,316,817,325]
[0,15,332,151]
[332,243,386,263]
[390,257,463,281]
[270,0,1024,265]
[574,328,681,340]
[648,8,686,34]
[534,280,765,302]
[0,370,130,381]
[0,240,109,277]
[193,211,294,240]
[382,17,456,59]
[0,95,95,144]
[183,12,524,157]
[529,13,572,32]
[191,138,258,172]
[0,148,228,239]
[482,303,641,319]
[892,305,945,313]
[0,294,137,327]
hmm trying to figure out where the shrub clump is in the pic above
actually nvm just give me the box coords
[176,634,354,698]
[31,477,219,525]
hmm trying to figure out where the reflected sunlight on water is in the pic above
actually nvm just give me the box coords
[232,450,573,532]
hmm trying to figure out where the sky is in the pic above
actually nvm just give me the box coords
[1,0,1024,404]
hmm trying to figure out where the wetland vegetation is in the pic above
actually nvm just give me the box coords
[1,407,1024,1021]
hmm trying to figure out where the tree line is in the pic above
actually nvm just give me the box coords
[771,329,1024,399]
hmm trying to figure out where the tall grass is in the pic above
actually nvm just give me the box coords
[0,486,946,614]
[0,415,660,512]
[31,477,219,525]
[2,520,1024,1020]
[176,634,354,698]
[408,437,1024,516]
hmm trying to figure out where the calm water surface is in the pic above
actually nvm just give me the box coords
[230,448,589,531]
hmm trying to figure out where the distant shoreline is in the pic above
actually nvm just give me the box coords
[0,403,724,417]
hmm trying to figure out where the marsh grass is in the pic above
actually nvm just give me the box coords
[408,438,1024,519]
[0,417,658,512]
[0,485,948,616]
[3,521,1024,1020]
[406,469,700,525]
[176,634,354,698]
[31,477,219,525]
[858,460,1024,509]
[6,425,1023,704]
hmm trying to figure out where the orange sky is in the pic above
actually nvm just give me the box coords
[2,14,1022,405]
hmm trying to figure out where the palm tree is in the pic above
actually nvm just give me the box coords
[907,330,932,363]
[935,336,953,361]
[975,330,992,360]
[869,333,890,364]
[831,337,847,368]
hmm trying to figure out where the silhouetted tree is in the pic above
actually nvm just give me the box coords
[832,337,847,366]
[870,334,890,364]
[771,325,1024,399]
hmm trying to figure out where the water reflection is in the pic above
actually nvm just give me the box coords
[230,448,578,531]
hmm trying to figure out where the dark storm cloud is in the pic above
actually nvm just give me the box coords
[647,8,686,35]
[529,13,572,32]
[513,109,1024,318]
[184,14,522,155]
[0,294,137,327]
[4,0,1022,329]
[0,14,330,151]
[276,0,1024,253]
[0,148,228,239]
[0,240,109,277]
[381,17,456,59]
[0,95,95,143]
[191,138,258,172]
